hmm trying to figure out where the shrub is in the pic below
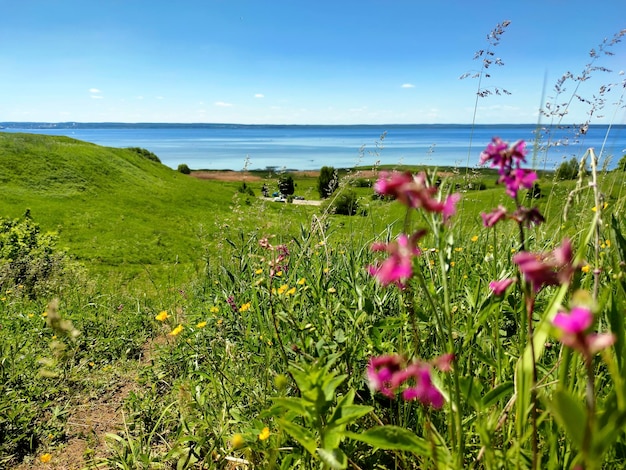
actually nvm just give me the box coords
[318,166,338,198]
[329,190,360,215]
[0,215,71,298]
[555,157,579,180]
[126,147,161,163]
[177,163,191,174]
[237,181,255,197]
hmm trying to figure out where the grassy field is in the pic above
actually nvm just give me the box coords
[1,132,626,469]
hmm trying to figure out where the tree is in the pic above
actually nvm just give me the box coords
[617,154,626,172]
[278,174,295,196]
[317,166,337,198]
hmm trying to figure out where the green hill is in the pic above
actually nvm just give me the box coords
[0,132,245,285]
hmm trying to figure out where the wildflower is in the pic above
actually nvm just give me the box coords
[239,302,251,312]
[553,305,615,358]
[489,277,516,295]
[40,453,52,463]
[471,235,479,242]
[502,168,537,198]
[255,268,263,274]
[231,433,244,449]
[210,306,219,313]
[367,355,403,398]
[513,238,580,292]
[277,285,288,295]
[327,287,336,293]
[511,206,545,227]
[367,354,451,409]
[368,231,425,287]
[169,324,183,336]
[258,427,271,441]
[196,321,207,328]
[155,310,169,322]
[227,296,238,313]
[297,278,306,285]
[481,205,508,227]
[286,287,296,296]
[581,264,591,273]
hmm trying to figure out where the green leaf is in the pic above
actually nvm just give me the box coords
[345,425,429,455]
[271,397,310,417]
[278,418,318,456]
[545,389,586,449]
[482,381,514,407]
[328,404,373,427]
[317,447,348,469]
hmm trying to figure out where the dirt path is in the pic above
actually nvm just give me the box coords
[15,338,165,470]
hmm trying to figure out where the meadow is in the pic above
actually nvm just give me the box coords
[1,128,625,470]
[2,24,626,470]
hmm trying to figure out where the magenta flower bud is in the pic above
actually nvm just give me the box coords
[489,277,516,295]
[481,205,508,228]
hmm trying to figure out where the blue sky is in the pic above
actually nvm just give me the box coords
[1,0,624,124]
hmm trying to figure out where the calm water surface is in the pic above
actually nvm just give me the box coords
[3,124,625,171]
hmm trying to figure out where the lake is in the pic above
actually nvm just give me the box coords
[2,123,625,171]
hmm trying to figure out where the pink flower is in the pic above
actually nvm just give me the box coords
[479,137,527,171]
[368,231,424,287]
[489,277,516,295]
[398,364,444,408]
[513,238,579,292]
[367,354,450,409]
[374,171,459,216]
[553,306,593,334]
[502,168,537,198]
[481,205,508,227]
[552,305,615,357]
[367,355,403,398]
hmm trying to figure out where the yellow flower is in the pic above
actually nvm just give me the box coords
[605,239,611,248]
[169,324,184,336]
[323,267,329,273]
[231,433,244,449]
[450,261,455,267]
[297,278,306,285]
[239,302,251,312]
[581,264,591,273]
[327,287,336,293]
[217,319,223,326]
[286,287,297,296]
[255,268,264,274]
[277,284,288,295]
[155,310,169,322]
[196,321,207,328]
[28,313,34,318]
[471,235,479,242]
[40,453,52,463]
[454,247,463,252]
[258,427,271,441]
[275,270,283,277]
[210,306,219,313]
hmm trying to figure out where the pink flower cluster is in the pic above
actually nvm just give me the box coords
[374,171,460,222]
[259,237,290,276]
[367,353,453,408]
[368,171,460,287]
[552,305,615,359]
[489,239,580,295]
[367,231,426,287]
[479,137,537,199]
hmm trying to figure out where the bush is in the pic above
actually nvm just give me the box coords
[0,215,71,298]
[555,157,579,180]
[177,163,191,174]
[318,166,338,198]
[237,181,255,197]
[329,190,360,215]
[126,147,161,163]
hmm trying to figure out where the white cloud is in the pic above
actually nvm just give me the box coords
[215,101,233,107]
[254,93,265,98]
[89,88,102,93]
[401,83,415,88]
